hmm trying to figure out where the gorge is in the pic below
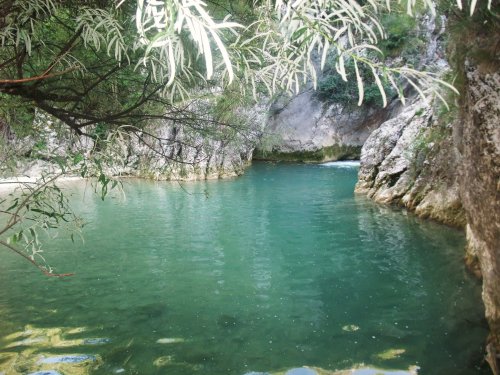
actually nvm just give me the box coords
[0,1,499,374]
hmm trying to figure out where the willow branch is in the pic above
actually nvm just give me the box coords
[0,239,74,277]
[0,66,79,85]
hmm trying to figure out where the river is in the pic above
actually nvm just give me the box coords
[0,162,488,374]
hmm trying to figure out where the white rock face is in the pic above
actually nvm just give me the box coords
[123,121,259,180]
[263,89,390,159]
[355,91,465,227]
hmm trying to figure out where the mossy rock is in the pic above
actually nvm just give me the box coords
[253,145,361,163]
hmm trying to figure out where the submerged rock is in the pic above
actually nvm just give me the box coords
[376,349,406,360]
[342,324,360,332]
[156,337,185,344]
[2,348,102,375]
[38,354,97,364]
[153,355,174,367]
[285,368,318,375]
[7,337,47,347]
[83,338,111,345]
[3,325,98,350]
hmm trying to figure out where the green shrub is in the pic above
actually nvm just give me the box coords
[377,12,418,57]
[316,60,394,107]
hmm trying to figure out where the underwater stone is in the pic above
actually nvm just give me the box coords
[243,372,270,375]
[376,348,406,360]
[28,372,63,375]
[285,368,317,375]
[38,354,96,364]
[342,324,360,332]
[156,338,185,344]
[153,355,174,367]
[83,338,111,345]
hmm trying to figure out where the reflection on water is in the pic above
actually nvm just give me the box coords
[0,162,488,375]
[0,325,102,375]
[320,161,361,168]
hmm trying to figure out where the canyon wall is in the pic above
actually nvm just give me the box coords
[253,89,391,162]
[1,102,265,181]
[461,65,500,374]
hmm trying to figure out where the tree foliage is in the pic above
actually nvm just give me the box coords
[127,0,476,108]
[317,60,395,107]
[1,0,491,133]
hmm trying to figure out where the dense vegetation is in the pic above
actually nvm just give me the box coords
[317,60,395,107]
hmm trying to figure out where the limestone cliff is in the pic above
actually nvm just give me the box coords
[255,13,445,163]
[253,88,389,162]
[1,101,265,182]
[355,95,466,227]
[461,65,500,374]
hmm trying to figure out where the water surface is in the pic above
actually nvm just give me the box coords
[0,162,487,374]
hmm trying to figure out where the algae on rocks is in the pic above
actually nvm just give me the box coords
[253,144,361,163]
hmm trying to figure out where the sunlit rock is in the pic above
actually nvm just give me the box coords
[3,325,96,349]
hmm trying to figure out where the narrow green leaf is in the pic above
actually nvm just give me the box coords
[353,60,364,106]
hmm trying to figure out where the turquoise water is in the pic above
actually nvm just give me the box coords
[0,162,488,375]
